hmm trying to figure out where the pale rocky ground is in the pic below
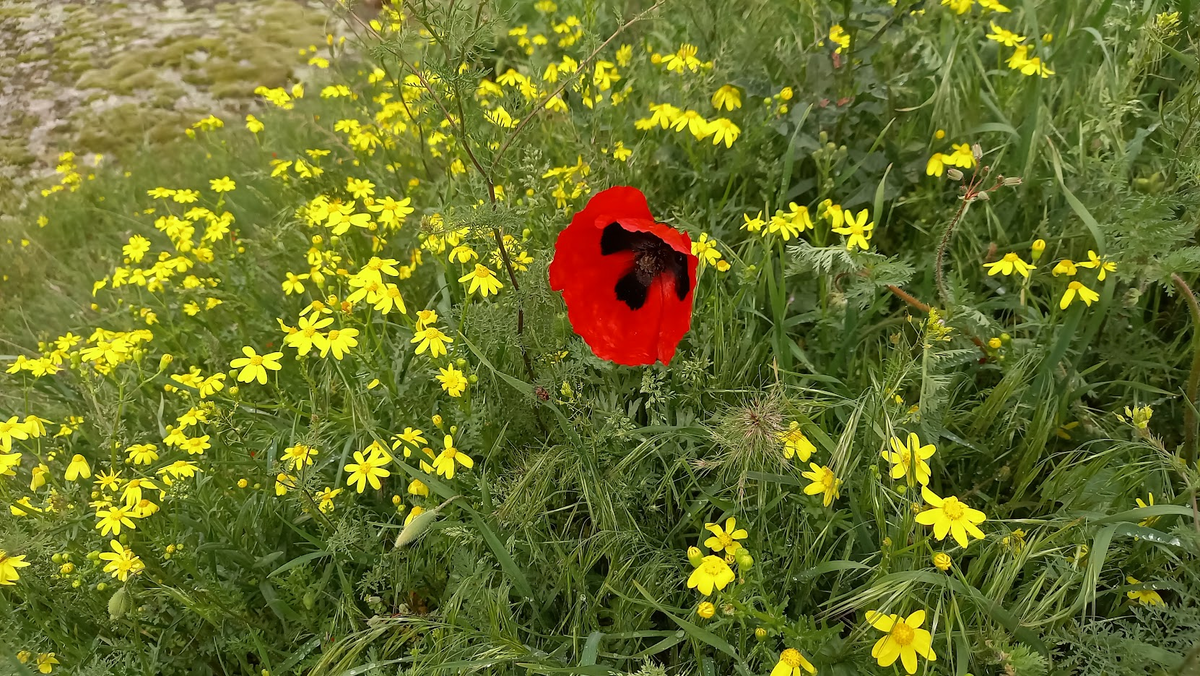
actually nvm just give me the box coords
[0,0,335,194]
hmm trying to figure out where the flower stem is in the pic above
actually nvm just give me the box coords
[883,284,988,355]
[886,285,930,313]
[1171,273,1200,465]
[934,198,971,307]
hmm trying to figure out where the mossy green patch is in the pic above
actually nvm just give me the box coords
[71,103,187,156]
[0,139,35,167]
[1,0,338,191]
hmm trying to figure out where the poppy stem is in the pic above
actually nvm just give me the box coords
[347,2,539,383]
[489,224,538,383]
[1171,273,1200,465]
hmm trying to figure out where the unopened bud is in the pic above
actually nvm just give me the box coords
[109,586,131,620]
[687,546,704,567]
[1031,239,1046,261]
[971,143,983,161]
[734,549,754,570]
[946,168,964,181]
[1002,176,1023,186]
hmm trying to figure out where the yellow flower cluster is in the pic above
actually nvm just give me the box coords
[41,150,99,197]
[741,199,872,252]
[985,241,1115,310]
[543,156,591,210]
[943,0,1010,15]
[866,609,937,674]
[883,432,936,486]
[635,102,741,148]
[691,233,730,273]
[985,23,1054,77]
[925,142,976,177]
[654,43,712,74]
[686,517,751,597]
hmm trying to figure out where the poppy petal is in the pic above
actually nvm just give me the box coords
[549,186,698,366]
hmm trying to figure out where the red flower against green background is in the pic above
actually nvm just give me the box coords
[549,186,698,366]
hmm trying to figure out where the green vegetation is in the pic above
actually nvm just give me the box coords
[1,1,1199,674]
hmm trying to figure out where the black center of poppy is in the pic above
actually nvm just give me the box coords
[600,222,690,310]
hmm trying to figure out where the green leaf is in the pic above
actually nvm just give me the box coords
[465,508,537,602]
[632,581,752,674]
[518,664,619,675]
[790,560,872,583]
[1092,505,1196,524]
[872,163,893,231]
[579,631,603,667]
[834,118,895,190]
[1163,43,1199,73]
[1112,524,1183,547]
[259,580,301,622]
[268,550,329,578]
[1075,524,1116,614]
[1048,141,1106,255]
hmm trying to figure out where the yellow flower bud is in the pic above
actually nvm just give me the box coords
[933,552,952,571]
[697,602,716,619]
[687,546,704,567]
[1031,238,1046,261]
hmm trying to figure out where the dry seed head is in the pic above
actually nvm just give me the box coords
[711,393,787,464]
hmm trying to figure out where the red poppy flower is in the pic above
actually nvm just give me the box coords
[549,186,698,366]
